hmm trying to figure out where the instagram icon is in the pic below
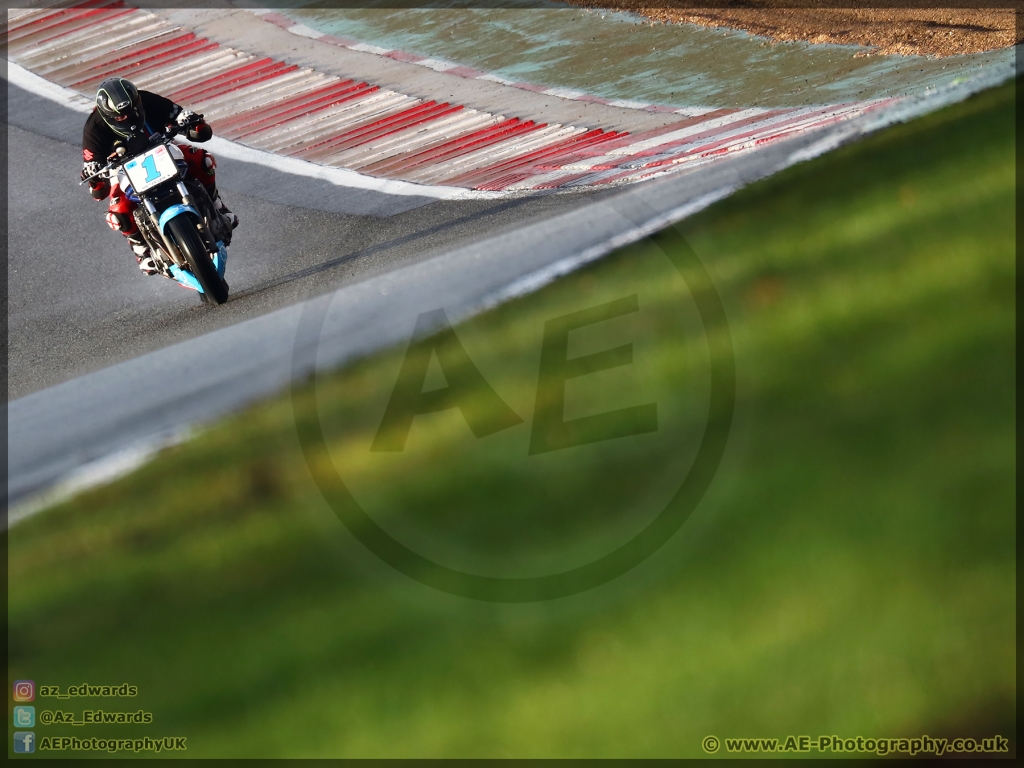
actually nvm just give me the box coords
[13,680,34,702]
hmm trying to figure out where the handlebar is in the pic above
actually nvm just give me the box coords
[78,115,204,185]
[78,127,175,185]
[79,160,118,186]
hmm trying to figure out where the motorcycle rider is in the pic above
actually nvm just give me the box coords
[81,77,238,275]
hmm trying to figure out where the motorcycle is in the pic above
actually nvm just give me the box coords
[81,119,231,305]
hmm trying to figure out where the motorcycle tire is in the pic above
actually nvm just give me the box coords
[166,214,229,305]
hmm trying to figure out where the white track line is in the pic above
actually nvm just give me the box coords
[4,61,502,200]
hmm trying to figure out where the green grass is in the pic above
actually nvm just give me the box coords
[7,81,1015,758]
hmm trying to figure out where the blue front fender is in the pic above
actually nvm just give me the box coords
[158,203,199,235]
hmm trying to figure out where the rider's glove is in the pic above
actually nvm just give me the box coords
[187,122,213,142]
[81,161,110,200]
[80,160,102,181]
[175,108,199,127]
[174,108,212,142]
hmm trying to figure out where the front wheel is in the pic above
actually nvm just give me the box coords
[166,215,229,305]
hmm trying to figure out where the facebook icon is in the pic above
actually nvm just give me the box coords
[13,732,35,754]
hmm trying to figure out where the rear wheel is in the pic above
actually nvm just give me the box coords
[166,215,228,305]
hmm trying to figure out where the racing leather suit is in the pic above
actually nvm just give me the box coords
[81,90,223,259]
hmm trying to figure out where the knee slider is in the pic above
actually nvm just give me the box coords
[105,211,134,233]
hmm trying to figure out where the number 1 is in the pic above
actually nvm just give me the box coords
[140,154,160,183]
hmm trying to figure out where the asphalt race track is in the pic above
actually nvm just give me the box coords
[7,83,604,399]
[5,61,1009,512]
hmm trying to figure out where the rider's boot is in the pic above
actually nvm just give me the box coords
[127,233,158,275]
[207,186,238,236]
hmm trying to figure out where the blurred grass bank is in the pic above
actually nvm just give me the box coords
[7,81,1015,758]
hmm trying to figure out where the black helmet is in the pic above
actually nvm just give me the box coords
[95,77,146,138]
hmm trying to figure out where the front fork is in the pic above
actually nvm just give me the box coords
[176,181,195,208]
[143,197,183,270]
[180,181,224,243]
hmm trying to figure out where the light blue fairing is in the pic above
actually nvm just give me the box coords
[167,242,228,293]
[158,203,199,235]
[169,264,203,293]
[161,203,203,292]
[159,199,228,292]
[213,241,228,278]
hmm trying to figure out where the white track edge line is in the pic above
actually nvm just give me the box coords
[6,427,195,528]
[4,60,506,201]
